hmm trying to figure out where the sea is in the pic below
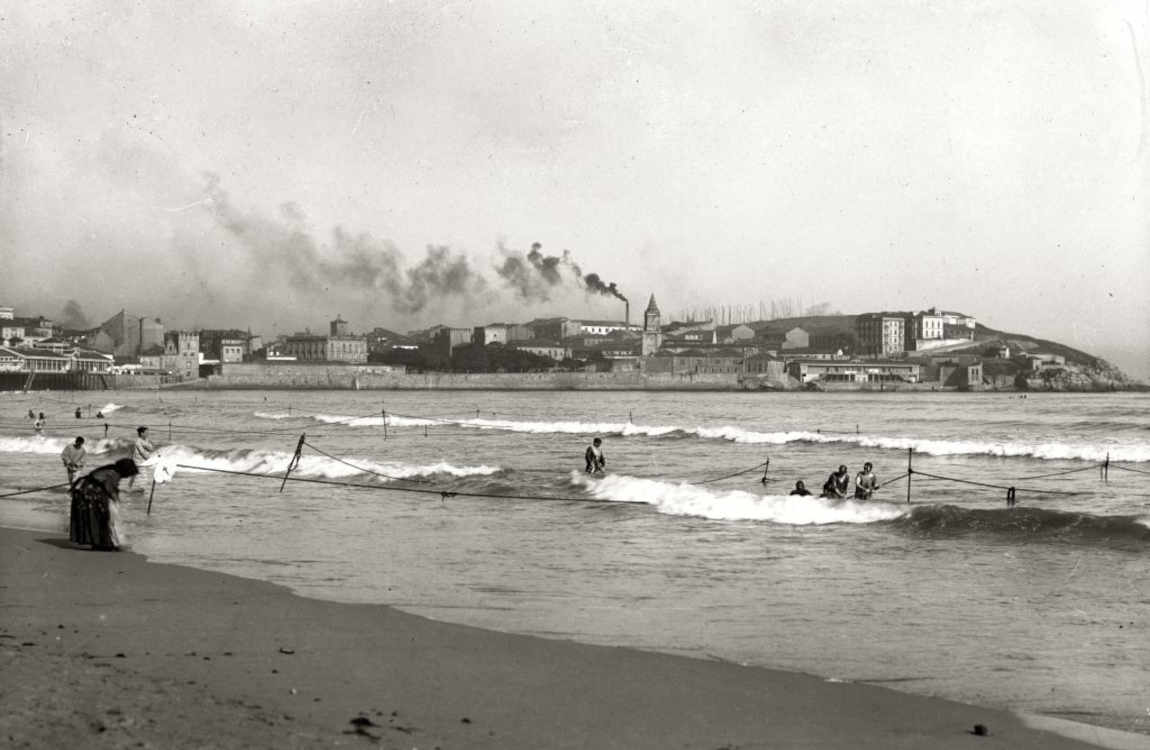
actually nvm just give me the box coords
[1,389,1148,738]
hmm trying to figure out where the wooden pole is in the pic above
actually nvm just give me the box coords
[168,420,172,441]
[906,448,913,504]
[760,457,770,485]
[382,408,388,441]
[279,433,306,493]
[146,478,157,515]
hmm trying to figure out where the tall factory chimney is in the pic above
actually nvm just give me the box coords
[625,300,630,328]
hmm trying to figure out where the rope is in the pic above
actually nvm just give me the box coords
[173,463,647,505]
[0,481,72,499]
[301,441,435,485]
[1012,464,1104,480]
[691,461,769,485]
[1110,464,1150,476]
[876,472,908,489]
[909,470,1082,496]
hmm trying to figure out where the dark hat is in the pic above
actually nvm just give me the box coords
[113,458,139,477]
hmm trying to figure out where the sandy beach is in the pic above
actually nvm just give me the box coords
[1,525,1131,749]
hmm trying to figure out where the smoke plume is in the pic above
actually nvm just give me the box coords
[204,176,487,315]
[57,300,91,330]
[495,241,583,302]
[582,272,627,302]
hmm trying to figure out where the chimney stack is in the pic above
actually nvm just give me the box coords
[625,300,630,328]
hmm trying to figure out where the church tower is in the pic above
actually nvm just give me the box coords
[641,294,663,357]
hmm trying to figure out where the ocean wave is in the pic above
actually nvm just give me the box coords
[98,402,124,414]
[253,411,294,420]
[890,504,1150,547]
[570,473,905,525]
[153,444,499,483]
[0,435,131,456]
[251,413,1150,463]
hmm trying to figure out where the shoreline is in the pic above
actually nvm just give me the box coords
[0,525,1136,749]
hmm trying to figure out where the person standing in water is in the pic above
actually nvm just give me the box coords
[61,436,86,486]
[584,437,606,474]
[128,426,155,490]
[822,465,850,498]
[854,462,878,500]
[790,480,812,496]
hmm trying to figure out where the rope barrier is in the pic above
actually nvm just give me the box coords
[301,441,436,485]
[876,472,908,489]
[0,481,72,499]
[1012,464,1103,480]
[908,469,1083,496]
[172,463,647,505]
[691,461,769,485]
[1109,464,1150,476]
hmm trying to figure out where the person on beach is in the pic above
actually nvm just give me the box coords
[854,462,878,500]
[69,458,138,551]
[789,480,811,496]
[61,436,86,486]
[585,437,606,474]
[129,426,155,491]
[821,465,850,498]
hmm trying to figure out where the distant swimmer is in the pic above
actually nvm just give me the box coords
[75,407,82,419]
[822,465,850,499]
[854,462,878,500]
[584,437,606,474]
[27,409,35,420]
[61,436,86,486]
[33,417,44,435]
[789,480,811,496]
[95,411,104,419]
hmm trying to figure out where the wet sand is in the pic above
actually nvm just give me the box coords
[0,526,1121,749]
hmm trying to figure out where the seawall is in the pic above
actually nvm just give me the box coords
[187,362,776,391]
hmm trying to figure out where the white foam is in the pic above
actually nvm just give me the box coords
[253,413,1150,463]
[98,403,123,414]
[571,473,906,525]
[253,411,294,420]
[155,444,499,483]
[0,435,123,456]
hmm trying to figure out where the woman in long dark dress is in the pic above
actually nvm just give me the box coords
[70,458,138,550]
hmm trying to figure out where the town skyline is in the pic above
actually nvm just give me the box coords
[3,2,1146,379]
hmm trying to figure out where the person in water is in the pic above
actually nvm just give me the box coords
[33,416,44,434]
[789,480,811,496]
[822,465,850,498]
[74,407,82,419]
[128,426,155,490]
[854,462,878,500]
[584,437,606,474]
[61,436,86,486]
[70,458,137,551]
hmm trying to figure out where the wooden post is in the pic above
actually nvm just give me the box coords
[382,408,388,441]
[760,457,770,485]
[906,448,913,504]
[168,420,172,441]
[1104,452,1110,482]
[147,478,157,515]
[103,422,109,438]
[279,433,306,493]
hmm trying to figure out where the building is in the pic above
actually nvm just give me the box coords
[743,353,786,379]
[855,313,909,358]
[1,321,26,346]
[0,346,113,373]
[641,295,663,357]
[282,334,368,363]
[578,320,634,336]
[525,318,582,342]
[473,324,510,346]
[645,347,745,375]
[786,359,920,385]
[0,306,13,320]
[330,315,350,337]
[512,341,571,361]
[938,359,983,389]
[139,317,164,353]
[432,327,474,358]
[716,324,755,344]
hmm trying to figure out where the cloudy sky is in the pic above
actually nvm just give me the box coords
[2,0,1147,376]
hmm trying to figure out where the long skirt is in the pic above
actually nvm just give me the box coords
[69,482,122,550]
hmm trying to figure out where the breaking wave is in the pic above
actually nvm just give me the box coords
[153,443,499,482]
[98,402,124,414]
[890,504,1150,548]
[570,473,906,525]
[251,412,1150,464]
[0,435,131,456]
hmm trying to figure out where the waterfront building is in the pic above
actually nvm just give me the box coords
[512,340,572,361]
[787,359,920,385]
[855,313,909,357]
[283,334,368,363]
[473,323,510,346]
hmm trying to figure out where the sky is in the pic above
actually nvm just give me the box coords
[1,0,1148,377]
